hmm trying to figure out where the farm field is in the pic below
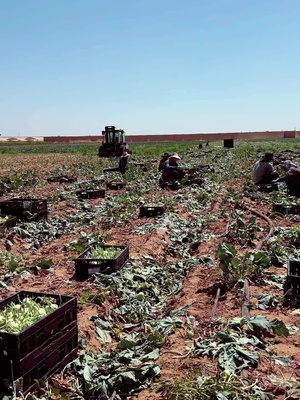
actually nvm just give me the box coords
[1,139,300,399]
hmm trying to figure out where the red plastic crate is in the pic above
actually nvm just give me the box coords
[75,245,129,279]
[0,291,77,384]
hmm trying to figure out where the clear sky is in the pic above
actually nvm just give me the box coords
[1,0,300,136]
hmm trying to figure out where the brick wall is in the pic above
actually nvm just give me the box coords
[42,131,298,143]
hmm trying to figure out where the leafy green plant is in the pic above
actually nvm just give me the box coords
[226,209,261,246]
[0,250,20,273]
[159,372,274,400]
[216,243,271,287]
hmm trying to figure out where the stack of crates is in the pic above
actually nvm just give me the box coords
[0,198,47,222]
[0,291,78,394]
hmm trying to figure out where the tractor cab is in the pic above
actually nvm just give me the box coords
[102,126,125,146]
[98,126,127,157]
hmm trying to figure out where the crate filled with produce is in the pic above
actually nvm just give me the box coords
[0,291,77,393]
[75,244,129,279]
[106,181,126,190]
[139,203,166,217]
[0,198,47,222]
[76,188,105,200]
[285,260,300,301]
[0,214,17,232]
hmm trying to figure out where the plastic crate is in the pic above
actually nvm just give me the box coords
[59,176,77,184]
[0,198,47,222]
[16,325,77,394]
[47,176,63,183]
[0,291,77,383]
[0,215,17,233]
[106,181,126,190]
[75,245,129,279]
[272,203,300,215]
[258,183,279,192]
[139,204,166,217]
[47,175,77,183]
[76,189,105,200]
[285,260,300,300]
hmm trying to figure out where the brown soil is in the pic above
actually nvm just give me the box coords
[0,153,299,400]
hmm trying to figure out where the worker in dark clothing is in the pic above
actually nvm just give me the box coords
[273,160,300,196]
[161,153,185,182]
[253,152,279,184]
[158,153,171,171]
[118,152,130,175]
[120,142,129,155]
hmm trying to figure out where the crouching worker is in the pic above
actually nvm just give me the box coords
[253,152,279,185]
[161,153,185,182]
[158,153,171,171]
[118,152,130,175]
[274,160,300,197]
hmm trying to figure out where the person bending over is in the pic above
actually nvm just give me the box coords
[253,152,279,184]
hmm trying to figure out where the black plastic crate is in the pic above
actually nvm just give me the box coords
[285,260,300,301]
[106,181,126,190]
[285,260,300,300]
[0,291,77,382]
[75,245,129,279]
[9,326,78,395]
[47,175,77,184]
[0,214,17,232]
[258,183,279,192]
[272,203,300,215]
[76,189,105,200]
[0,198,47,222]
[139,204,166,217]
[47,176,63,183]
[59,176,77,184]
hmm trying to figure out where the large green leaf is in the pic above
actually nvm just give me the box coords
[270,319,289,337]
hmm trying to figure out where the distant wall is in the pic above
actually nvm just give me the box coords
[43,135,101,143]
[2,130,298,143]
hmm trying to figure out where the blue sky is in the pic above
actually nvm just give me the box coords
[1,0,300,136]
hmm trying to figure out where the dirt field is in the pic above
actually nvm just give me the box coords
[0,145,300,399]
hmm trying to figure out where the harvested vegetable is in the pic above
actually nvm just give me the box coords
[89,247,121,259]
[0,216,9,224]
[0,297,58,333]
